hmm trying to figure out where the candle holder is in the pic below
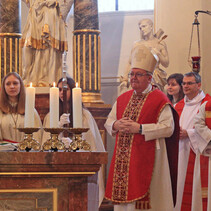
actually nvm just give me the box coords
[66,128,91,152]
[17,128,41,152]
[43,128,65,151]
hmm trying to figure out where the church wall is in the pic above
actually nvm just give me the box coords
[155,0,211,95]
[99,10,153,105]
[201,1,211,94]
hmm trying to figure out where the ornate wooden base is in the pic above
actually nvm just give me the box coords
[0,152,107,210]
[34,93,113,210]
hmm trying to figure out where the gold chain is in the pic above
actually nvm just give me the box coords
[10,113,19,142]
[10,113,18,129]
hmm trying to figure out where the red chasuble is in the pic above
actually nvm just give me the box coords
[105,88,179,207]
[175,94,211,211]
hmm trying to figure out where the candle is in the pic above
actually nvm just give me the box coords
[72,83,82,128]
[24,83,35,127]
[50,82,59,128]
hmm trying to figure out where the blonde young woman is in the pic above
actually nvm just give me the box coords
[0,72,42,145]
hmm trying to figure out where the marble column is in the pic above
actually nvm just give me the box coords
[0,0,22,85]
[73,0,103,103]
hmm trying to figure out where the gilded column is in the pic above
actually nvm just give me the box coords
[73,0,103,103]
[0,0,22,85]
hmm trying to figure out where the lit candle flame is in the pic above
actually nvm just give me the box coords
[53,82,56,87]
[76,82,78,88]
[30,82,32,88]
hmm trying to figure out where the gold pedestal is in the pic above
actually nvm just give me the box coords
[67,128,91,152]
[17,128,41,152]
[43,128,65,152]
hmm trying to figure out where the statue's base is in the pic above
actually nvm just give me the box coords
[82,92,104,104]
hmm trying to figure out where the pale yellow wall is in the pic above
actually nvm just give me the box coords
[155,0,211,94]
[201,1,211,94]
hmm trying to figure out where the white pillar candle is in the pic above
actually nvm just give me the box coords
[73,83,82,128]
[50,82,59,128]
[24,83,35,128]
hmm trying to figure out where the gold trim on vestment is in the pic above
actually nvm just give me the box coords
[202,187,208,198]
[205,111,211,118]
[136,199,151,209]
[157,102,170,122]
[111,91,149,202]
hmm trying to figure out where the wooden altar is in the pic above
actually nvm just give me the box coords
[0,151,107,211]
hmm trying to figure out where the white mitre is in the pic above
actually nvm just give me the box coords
[131,44,159,73]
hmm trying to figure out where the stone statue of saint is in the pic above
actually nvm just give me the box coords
[21,0,74,86]
[119,18,169,94]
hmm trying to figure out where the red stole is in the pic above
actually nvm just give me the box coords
[174,98,185,116]
[105,89,179,207]
[205,100,211,129]
[175,94,211,211]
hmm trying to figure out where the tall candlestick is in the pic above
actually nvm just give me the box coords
[72,83,82,128]
[50,82,59,128]
[24,83,35,127]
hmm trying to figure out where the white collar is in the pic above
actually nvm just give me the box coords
[184,90,205,106]
[134,84,152,95]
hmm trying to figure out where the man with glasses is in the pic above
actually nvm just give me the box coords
[174,72,211,211]
[104,44,179,211]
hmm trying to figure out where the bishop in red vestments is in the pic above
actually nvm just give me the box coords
[105,44,179,211]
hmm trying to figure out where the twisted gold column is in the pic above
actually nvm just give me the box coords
[0,0,22,86]
[73,29,103,103]
[0,33,22,84]
[73,0,103,103]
